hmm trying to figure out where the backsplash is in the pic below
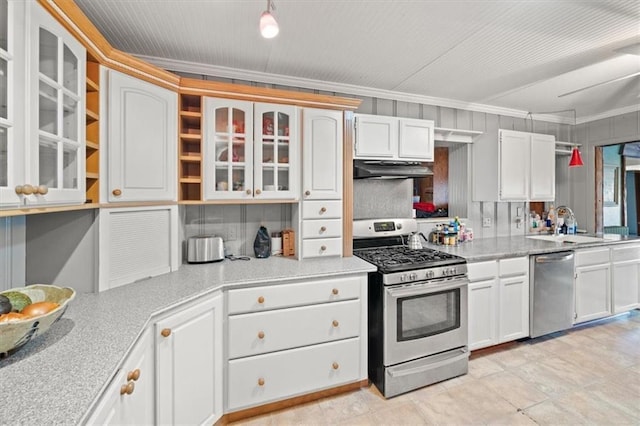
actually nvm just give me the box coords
[353,179,413,219]
[181,204,292,258]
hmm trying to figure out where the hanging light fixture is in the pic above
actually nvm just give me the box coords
[569,147,584,167]
[260,0,279,39]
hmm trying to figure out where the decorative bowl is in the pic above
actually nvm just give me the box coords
[0,285,76,356]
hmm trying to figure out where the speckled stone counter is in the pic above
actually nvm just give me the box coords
[428,234,640,262]
[0,256,375,426]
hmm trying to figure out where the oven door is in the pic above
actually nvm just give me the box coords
[383,277,468,366]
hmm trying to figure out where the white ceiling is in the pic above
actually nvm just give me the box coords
[74,0,640,124]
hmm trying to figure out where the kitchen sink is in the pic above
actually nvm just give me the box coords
[527,234,607,244]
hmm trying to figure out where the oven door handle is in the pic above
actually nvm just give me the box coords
[387,348,469,378]
[386,278,468,298]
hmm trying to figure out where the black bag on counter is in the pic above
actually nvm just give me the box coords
[253,226,271,258]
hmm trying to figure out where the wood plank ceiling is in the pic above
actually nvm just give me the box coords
[74,0,640,122]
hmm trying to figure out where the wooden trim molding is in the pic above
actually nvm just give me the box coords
[217,380,369,425]
[179,78,361,111]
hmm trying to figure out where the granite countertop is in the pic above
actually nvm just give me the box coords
[428,234,640,262]
[0,256,375,426]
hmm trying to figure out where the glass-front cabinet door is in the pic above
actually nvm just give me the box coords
[254,103,297,200]
[0,0,26,207]
[204,98,253,200]
[27,2,85,205]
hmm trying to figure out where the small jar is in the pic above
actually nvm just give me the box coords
[466,228,474,241]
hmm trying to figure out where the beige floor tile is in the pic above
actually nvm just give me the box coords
[552,389,639,424]
[415,390,481,425]
[335,412,379,426]
[445,380,518,423]
[468,355,505,379]
[486,411,538,425]
[555,346,624,379]
[585,377,640,420]
[267,401,325,425]
[230,412,274,426]
[510,360,578,397]
[479,370,548,410]
[317,389,373,424]
[366,401,429,425]
[487,342,548,369]
[524,399,587,424]
[537,355,600,388]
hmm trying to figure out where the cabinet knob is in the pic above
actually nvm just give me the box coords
[255,189,262,195]
[246,189,252,195]
[257,296,265,304]
[127,369,141,382]
[332,288,339,295]
[21,184,35,195]
[120,382,135,395]
[36,185,48,195]
[321,245,327,251]
[320,207,327,213]
[14,185,23,195]
[112,189,122,196]
[305,190,311,196]
[257,378,265,386]
[160,328,172,337]
[320,226,327,232]
[332,320,339,327]
[332,362,339,370]
[257,331,265,339]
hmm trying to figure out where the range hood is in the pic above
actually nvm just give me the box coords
[353,160,433,179]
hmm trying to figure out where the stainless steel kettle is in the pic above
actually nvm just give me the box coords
[407,232,427,250]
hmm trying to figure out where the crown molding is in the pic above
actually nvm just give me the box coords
[138,55,576,125]
[139,55,637,126]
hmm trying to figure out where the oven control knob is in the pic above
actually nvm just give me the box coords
[426,270,435,279]
[409,273,417,281]
[396,223,402,230]
[400,274,406,282]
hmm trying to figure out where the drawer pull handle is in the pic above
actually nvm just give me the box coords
[320,226,327,232]
[257,296,265,304]
[332,288,339,295]
[332,362,339,370]
[160,328,172,338]
[120,382,135,395]
[321,245,327,251]
[21,184,35,195]
[246,189,252,195]
[305,190,311,196]
[257,331,265,339]
[255,189,262,195]
[112,188,122,196]
[36,185,49,195]
[258,378,265,386]
[127,369,141,382]
[320,207,327,213]
[332,320,339,327]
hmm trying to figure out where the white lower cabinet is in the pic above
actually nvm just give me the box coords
[156,292,223,426]
[574,248,612,324]
[225,275,367,412]
[87,329,155,425]
[611,244,640,314]
[468,257,529,350]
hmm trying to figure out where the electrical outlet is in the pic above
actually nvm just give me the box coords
[225,226,238,241]
[483,217,492,228]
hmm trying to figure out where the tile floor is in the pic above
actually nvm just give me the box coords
[231,310,640,425]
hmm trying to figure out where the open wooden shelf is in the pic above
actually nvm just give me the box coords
[85,54,100,204]
[179,94,203,201]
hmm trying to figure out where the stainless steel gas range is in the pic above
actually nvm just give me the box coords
[353,218,469,398]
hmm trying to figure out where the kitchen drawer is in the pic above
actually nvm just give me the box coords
[302,219,342,239]
[228,299,360,359]
[575,248,610,267]
[611,244,640,263]
[499,256,528,277]
[227,276,361,314]
[302,238,342,258]
[302,200,342,219]
[227,338,360,411]
[467,260,498,282]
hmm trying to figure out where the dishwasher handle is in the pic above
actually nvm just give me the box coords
[535,252,574,263]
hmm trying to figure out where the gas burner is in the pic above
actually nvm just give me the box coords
[353,245,465,273]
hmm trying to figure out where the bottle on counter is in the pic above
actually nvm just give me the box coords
[546,205,555,229]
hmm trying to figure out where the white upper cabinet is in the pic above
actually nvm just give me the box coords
[398,118,434,161]
[474,129,555,201]
[354,114,434,161]
[302,108,343,200]
[0,0,25,207]
[106,69,177,202]
[14,1,86,207]
[203,98,298,201]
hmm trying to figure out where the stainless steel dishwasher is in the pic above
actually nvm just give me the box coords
[529,251,575,338]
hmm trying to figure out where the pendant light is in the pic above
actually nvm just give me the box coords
[569,147,584,167]
[260,0,279,39]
